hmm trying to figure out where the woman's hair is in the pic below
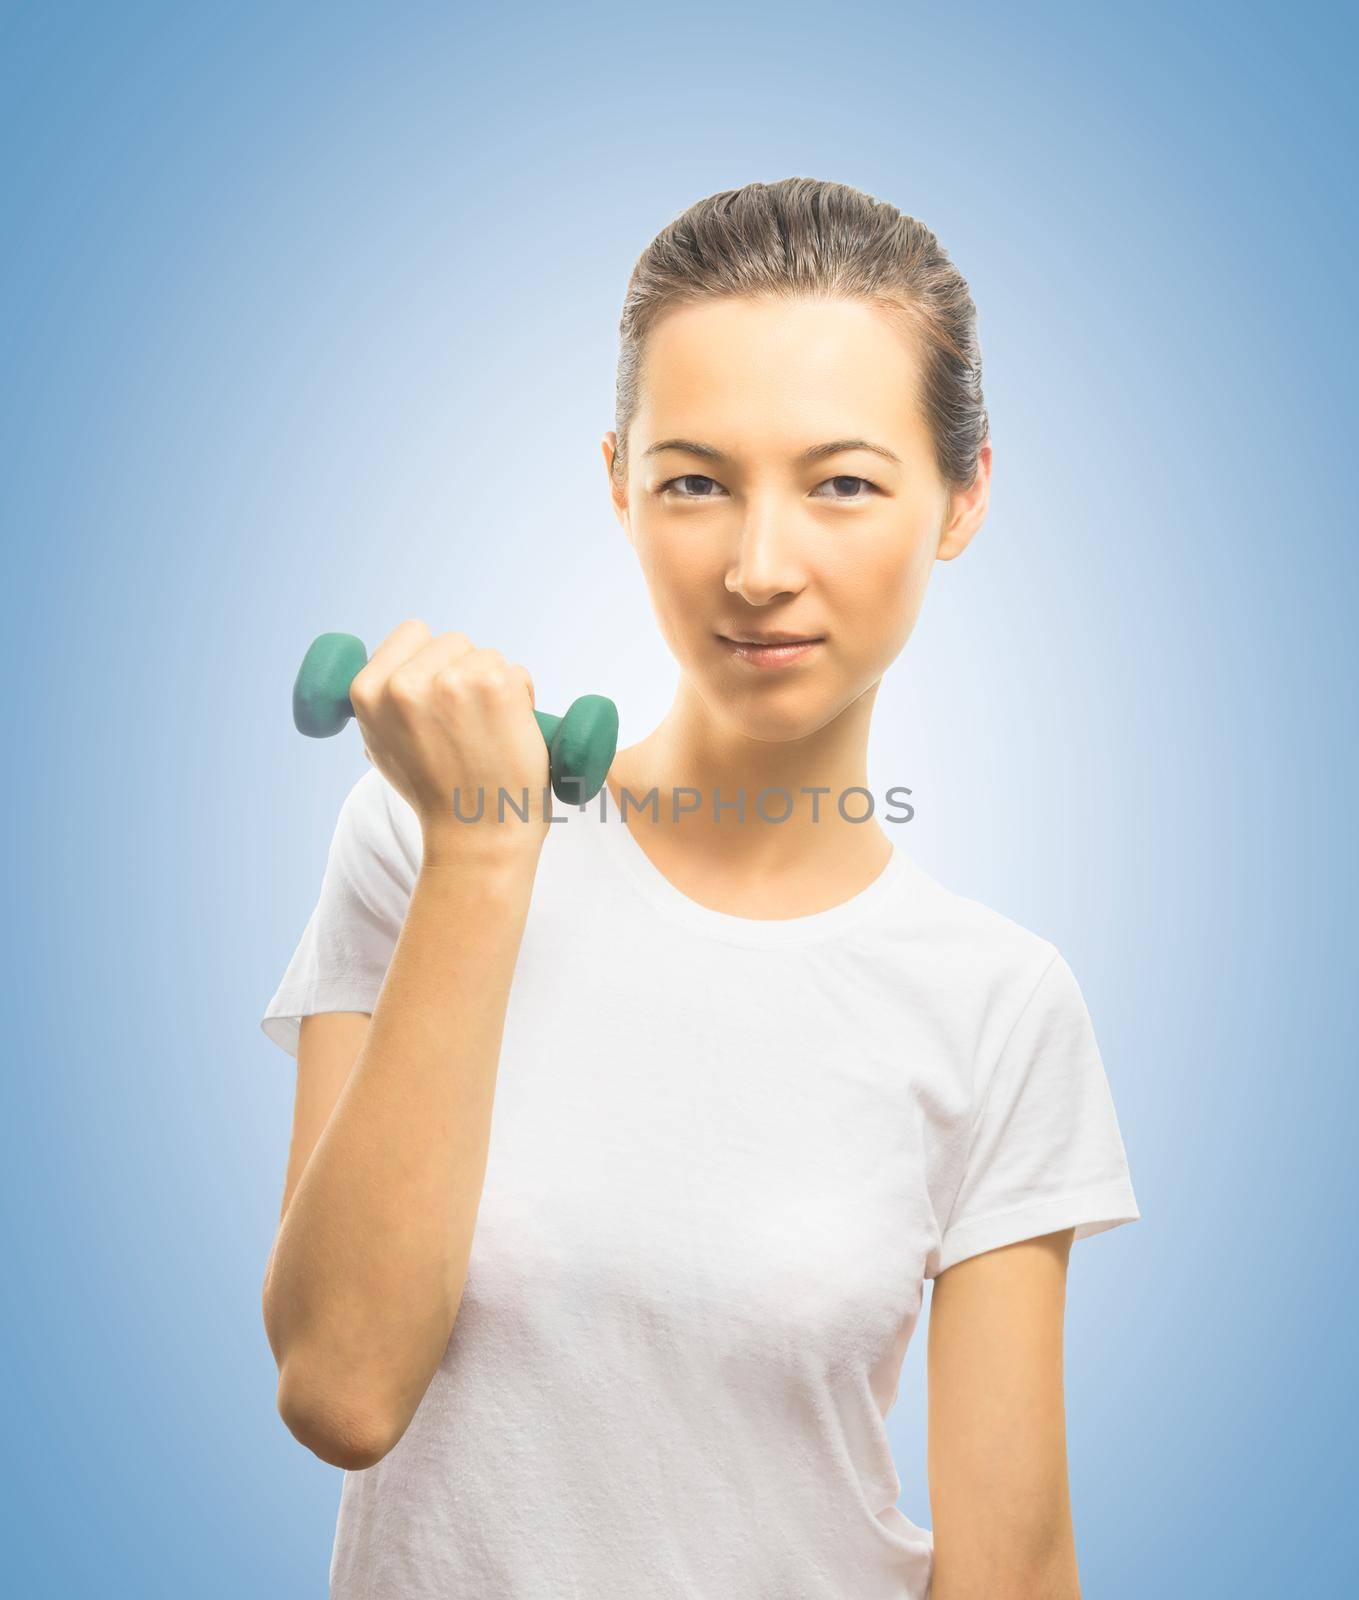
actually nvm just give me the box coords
[612,177,989,495]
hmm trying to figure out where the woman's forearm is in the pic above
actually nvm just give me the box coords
[263,833,541,1467]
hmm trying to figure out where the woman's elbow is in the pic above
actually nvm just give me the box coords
[931,1537,1080,1600]
[277,1375,400,1471]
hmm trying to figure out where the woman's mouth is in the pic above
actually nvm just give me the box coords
[716,633,825,668]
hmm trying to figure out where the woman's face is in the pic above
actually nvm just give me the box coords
[603,294,990,743]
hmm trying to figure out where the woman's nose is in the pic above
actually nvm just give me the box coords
[724,504,809,604]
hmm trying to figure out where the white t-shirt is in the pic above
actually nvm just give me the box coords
[261,767,1140,1600]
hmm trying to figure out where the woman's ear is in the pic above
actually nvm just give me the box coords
[602,432,634,548]
[937,440,992,562]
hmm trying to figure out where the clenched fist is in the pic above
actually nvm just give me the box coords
[347,619,551,858]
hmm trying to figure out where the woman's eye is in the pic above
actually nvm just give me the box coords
[660,474,725,498]
[812,475,877,500]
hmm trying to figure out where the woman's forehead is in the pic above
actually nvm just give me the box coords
[637,300,928,457]
[640,299,928,425]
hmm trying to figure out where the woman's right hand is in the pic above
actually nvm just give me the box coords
[347,619,551,860]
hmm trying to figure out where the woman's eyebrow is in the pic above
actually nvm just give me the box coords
[642,437,903,465]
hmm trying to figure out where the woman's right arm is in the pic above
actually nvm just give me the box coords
[261,619,552,1471]
[262,839,539,1470]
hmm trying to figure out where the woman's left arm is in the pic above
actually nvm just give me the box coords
[926,1227,1081,1600]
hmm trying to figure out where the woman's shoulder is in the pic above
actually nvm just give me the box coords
[890,849,1062,991]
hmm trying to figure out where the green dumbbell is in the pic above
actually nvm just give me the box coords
[293,632,619,805]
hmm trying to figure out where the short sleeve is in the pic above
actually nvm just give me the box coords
[930,949,1140,1276]
[259,768,416,1060]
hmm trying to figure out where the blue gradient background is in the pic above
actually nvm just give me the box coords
[4,2,1354,1593]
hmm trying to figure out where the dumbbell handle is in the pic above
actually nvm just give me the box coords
[293,632,618,805]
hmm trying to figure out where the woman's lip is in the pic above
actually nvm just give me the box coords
[716,635,825,667]
[719,634,823,645]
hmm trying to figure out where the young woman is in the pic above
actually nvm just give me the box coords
[260,178,1139,1600]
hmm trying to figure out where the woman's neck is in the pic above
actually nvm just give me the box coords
[600,678,893,914]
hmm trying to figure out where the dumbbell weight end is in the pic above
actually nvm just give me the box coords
[534,696,618,807]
